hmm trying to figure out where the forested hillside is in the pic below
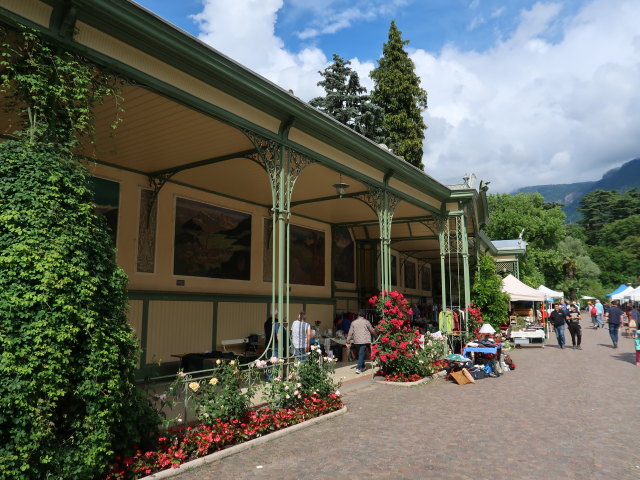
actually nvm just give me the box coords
[514,158,640,222]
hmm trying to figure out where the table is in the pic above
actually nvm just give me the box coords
[510,329,545,347]
[462,345,502,376]
[323,337,354,362]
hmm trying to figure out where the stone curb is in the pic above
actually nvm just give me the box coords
[139,406,348,480]
[374,370,446,387]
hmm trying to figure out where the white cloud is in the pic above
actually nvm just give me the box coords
[414,0,640,191]
[191,0,327,99]
[190,0,640,193]
[293,0,408,40]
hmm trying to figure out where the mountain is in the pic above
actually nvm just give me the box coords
[513,158,640,222]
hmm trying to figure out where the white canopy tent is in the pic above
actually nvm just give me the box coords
[625,286,640,302]
[538,285,564,300]
[502,275,546,301]
[611,286,634,301]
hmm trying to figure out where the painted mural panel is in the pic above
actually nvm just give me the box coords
[263,219,325,286]
[331,226,354,283]
[173,197,251,280]
[391,255,397,286]
[137,188,157,273]
[404,260,416,289]
[420,265,431,291]
[91,177,119,245]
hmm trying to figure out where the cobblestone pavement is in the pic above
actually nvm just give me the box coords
[175,316,640,480]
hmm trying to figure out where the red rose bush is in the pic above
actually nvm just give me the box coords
[369,291,447,382]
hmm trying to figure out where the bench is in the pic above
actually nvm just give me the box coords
[221,338,259,362]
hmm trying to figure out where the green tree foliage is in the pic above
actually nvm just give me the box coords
[370,20,428,169]
[578,189,640,244]
[555,237,601,300]
[310,54,383,142]
[0,27,157,478]
[588,245,640,287]
[596,214,640,247]
[578,189,640,287]
[485,193,566,250]
[471,255,510,329]
[486,193,569,288]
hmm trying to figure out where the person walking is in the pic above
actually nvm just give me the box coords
[567,305,582,350]
[607,300,624,348]
[587,302,597,328]
[595,299,604,328]
[550,303,567,349]
[290,312,312,361]
[635,330,640,366]
[345,312,376,374]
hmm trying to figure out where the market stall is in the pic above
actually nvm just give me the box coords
[502,275,546,347]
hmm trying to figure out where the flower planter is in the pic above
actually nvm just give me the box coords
[375,376,432,387]
[138,406,347,480]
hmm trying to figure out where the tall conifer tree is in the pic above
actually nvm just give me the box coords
[370,20,428,169]
[310,54,383,142]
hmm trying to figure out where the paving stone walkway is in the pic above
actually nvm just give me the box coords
[174,315,640,480]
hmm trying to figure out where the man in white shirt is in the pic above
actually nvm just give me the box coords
[595,299,604,328]
[290,312,311,361]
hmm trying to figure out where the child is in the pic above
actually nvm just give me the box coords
[635,331,640,366]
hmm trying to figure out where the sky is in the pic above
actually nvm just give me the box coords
[134,0,640,193]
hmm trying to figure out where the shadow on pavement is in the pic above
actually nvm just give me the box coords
[611,351,636,365]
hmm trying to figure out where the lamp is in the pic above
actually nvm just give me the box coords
[478,324,496,335]
[332,173,349,198]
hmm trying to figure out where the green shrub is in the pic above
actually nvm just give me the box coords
[186,359,259,424]
[0,141,158,479]
[471,255,510,330]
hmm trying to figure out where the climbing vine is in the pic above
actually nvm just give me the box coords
[0,25,122,145]
[0,26,157,479]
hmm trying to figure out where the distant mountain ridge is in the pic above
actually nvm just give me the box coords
[513,158,640,222]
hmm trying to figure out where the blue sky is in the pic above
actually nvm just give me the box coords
[133,0,640,192]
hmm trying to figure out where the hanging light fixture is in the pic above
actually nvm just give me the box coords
[332,173,349,198]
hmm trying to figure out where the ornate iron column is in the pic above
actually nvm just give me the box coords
[458,214,471,315]
[244,131,314,359]
[438,212,471,339]
[435,215,448,312]
[361,184,400,295]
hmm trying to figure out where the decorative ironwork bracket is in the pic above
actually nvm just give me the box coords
[146,172,174,226]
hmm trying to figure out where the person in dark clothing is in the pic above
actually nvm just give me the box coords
[549,303,567,349]
[263,310,278,358]
[263,310,279,380]
[606,300,624,348]
[567,305,582,350]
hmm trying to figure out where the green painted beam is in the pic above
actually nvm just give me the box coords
[150,148,258,176]
[290,190,368,207]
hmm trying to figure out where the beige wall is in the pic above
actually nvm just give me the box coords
[0,0,52,27]
[305,304,334,333]
[216,302,265,350]
[145,300,213,364]
[127,300,144,341]
[89,163,332,298]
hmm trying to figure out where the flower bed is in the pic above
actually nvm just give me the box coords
[376,372,426,382]
[107,394,343,479]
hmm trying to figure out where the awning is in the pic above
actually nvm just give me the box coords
[538,285,564,300]
[606,284,629,297]
[611,286,635,301]
[502,274,546,301]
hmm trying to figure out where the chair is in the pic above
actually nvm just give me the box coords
[626,319,637,338]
